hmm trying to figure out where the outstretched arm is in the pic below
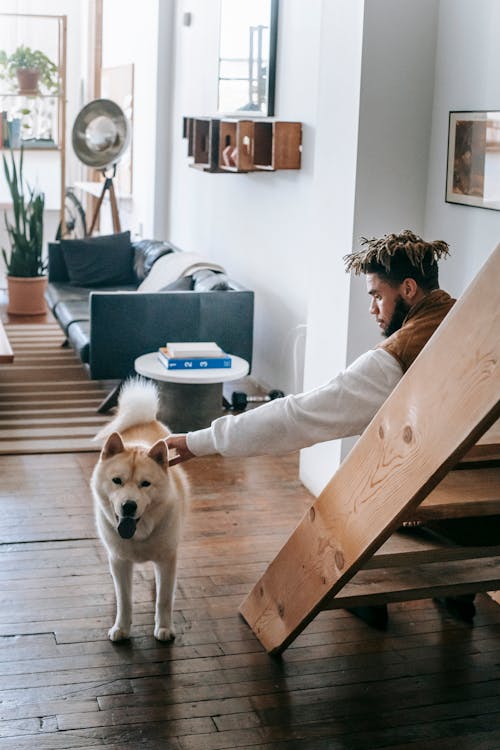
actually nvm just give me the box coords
[167,348,402,463]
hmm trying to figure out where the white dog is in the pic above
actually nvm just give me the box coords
[91,378,189,642]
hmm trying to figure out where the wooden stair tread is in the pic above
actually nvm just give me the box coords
[462,417,500,462]
[368,529,500,568]
[324,555,500,608]
[407,467,500,520]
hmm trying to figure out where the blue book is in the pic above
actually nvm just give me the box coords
[158,351,232,369]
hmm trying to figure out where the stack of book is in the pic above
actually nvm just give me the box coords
[158,342,232,370]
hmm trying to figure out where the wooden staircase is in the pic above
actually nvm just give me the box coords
[239,245,500,655]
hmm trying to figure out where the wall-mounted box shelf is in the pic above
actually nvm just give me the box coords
[183,116,221,172]
[182,117,302,173]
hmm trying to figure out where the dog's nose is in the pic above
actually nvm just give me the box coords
[121,500,137,517]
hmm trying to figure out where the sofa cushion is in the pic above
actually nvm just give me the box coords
[61,231,136,287]
[46,281,137,312]
[133,239,179,281]
[192,269,239,291]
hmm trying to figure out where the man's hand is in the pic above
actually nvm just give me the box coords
[166,434,195,466]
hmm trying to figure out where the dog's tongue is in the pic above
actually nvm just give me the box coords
[117,517,137,539]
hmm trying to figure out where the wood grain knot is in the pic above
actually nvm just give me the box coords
[259,586,264,597]
[309,507,316,522]
[334,550,345,570]
[378,425,384,439]
[278,603,285,618]
[403,425,413,443]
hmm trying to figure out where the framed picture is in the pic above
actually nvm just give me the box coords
[446,111,500,210]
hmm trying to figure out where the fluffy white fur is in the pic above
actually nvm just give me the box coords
[95,377,159,442]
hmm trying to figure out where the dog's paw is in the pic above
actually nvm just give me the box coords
[154,624,175,642]
[108,624,130,642]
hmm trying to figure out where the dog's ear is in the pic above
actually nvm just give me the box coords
[148,439,169,471]
[101,432,125,459]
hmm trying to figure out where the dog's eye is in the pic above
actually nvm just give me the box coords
[140,480,151,488]
[112,477,122,485]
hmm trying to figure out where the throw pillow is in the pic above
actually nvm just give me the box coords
[61,231,135,287]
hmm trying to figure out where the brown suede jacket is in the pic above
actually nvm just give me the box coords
[377,289,456,373]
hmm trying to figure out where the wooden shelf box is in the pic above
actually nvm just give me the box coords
[254,121,302,171]
[182,117,195,157]
[190,117,221,172]
[182,117,302,173]
[219,119,254,172]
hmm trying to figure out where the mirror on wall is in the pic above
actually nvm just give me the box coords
[217,0,278,117]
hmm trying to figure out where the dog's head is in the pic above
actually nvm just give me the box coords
[95,432,171,539]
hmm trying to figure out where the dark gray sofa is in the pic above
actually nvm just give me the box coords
[45,234,254,384]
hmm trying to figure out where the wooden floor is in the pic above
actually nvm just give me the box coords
[1,307,500,749]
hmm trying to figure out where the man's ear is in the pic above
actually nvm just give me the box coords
[400,277,419,303]
[101,432,125,459]
[148,440,169,471]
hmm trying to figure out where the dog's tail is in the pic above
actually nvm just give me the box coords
[94,377,159,441]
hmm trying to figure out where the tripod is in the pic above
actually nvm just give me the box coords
[87,164,121,235]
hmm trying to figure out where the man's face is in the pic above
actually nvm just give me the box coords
[366,273,410,338]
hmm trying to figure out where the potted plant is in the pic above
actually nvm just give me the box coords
[1,147,47,315]
[0,46,59,95]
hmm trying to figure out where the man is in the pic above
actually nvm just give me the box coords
[167,229,478,624]
[167,229,453,464]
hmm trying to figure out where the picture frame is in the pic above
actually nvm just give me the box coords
[446,110,500,211]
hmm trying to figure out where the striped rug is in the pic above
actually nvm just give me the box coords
[0,323,115,454]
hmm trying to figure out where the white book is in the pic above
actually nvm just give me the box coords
[165,341,223,358]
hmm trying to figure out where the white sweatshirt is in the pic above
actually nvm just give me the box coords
[186,348,403,458]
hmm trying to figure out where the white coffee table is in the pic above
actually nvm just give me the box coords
[134,351,249,431]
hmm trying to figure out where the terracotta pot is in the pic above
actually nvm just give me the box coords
[16,67,40,95]
[7,276,48,316]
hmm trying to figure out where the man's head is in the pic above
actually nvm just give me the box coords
[344,230,450,337]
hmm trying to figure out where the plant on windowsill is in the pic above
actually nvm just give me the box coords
[0,45,59,95]
[1,147,47,315]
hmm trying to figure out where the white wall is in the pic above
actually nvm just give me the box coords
[338,0,439,466]
[99,0,173,240]
[298,0,365,495]
[424,0,500,294]
[167,0,323,397]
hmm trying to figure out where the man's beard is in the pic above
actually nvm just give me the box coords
[383,296,410,337]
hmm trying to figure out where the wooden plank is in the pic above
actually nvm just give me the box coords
[239,244,500,654]
[0,320,14,363]
[324,555,500,608]
[367,530,500,568]
[462,418,500,462]
[406,466,500,520]
[0,438,101,454]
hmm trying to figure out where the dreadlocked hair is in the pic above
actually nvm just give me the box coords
[343,230,450,291]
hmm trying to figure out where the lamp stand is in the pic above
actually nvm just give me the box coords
[87,165,121,235]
